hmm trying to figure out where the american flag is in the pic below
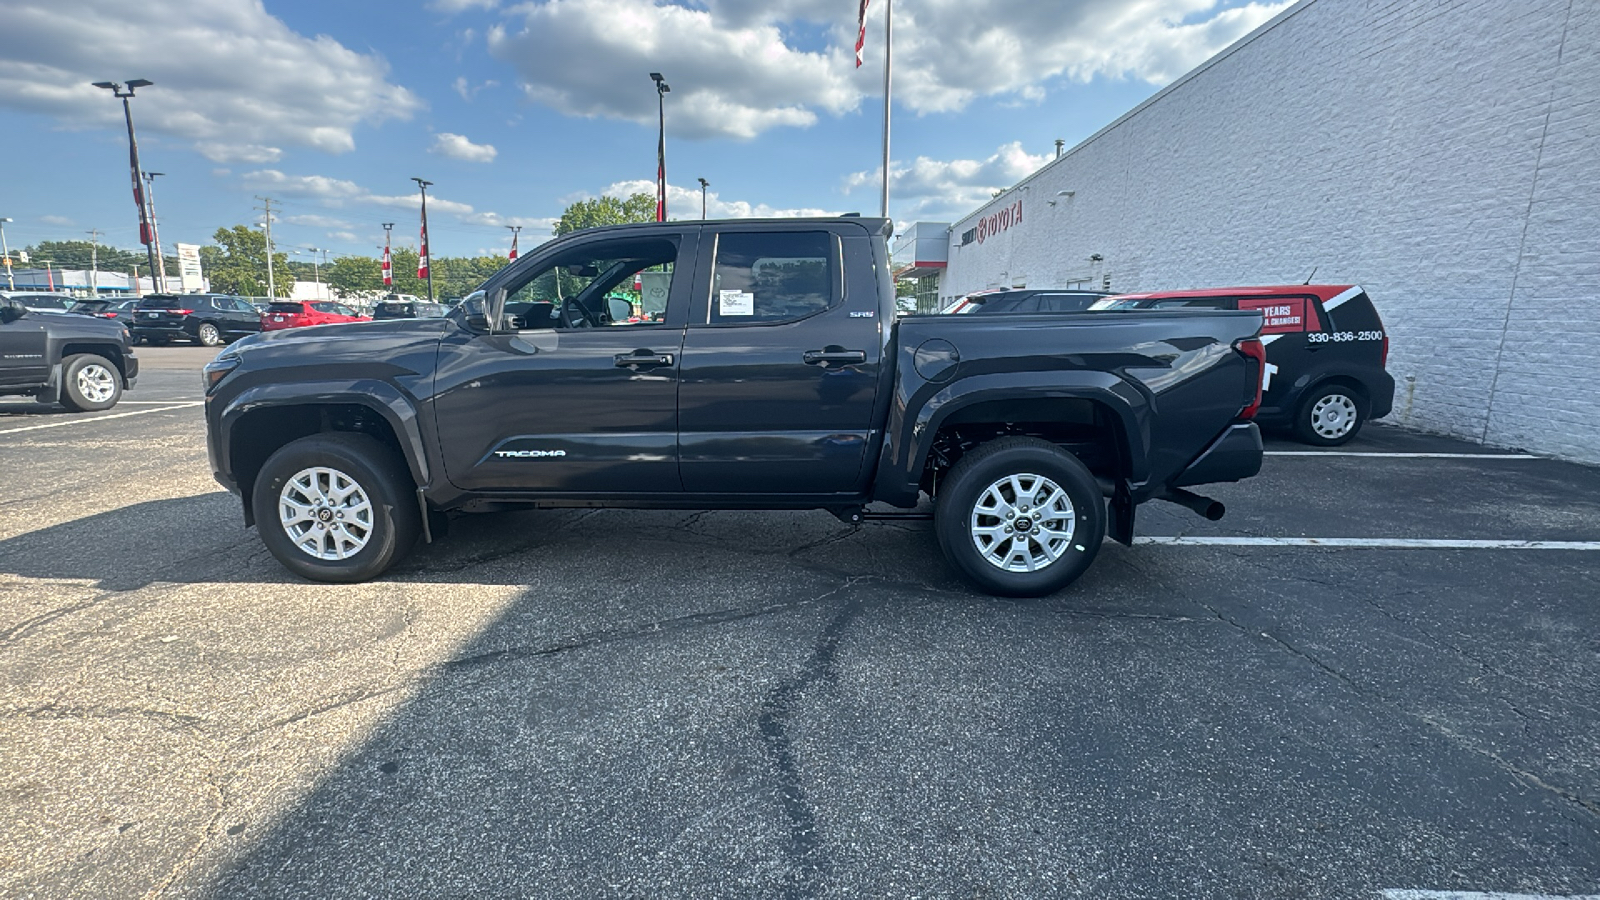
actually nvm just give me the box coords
[855,0,870,68]
[508,232,519,260]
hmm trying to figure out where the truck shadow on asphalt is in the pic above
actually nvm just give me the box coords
[0,490,975,595]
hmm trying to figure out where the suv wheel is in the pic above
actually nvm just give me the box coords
[197,322,223,346]
[252,433,421,583]
[1295,385,1367,446]
[934,437,1105,597]
[59,353,122,412]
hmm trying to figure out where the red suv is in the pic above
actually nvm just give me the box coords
[261,301,370,332]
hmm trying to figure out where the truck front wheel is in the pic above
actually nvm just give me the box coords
[251,433,421,583]
[935,437,1106,597]
[59,353,123,412]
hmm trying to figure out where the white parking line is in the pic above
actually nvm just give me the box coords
[1266,451,1537,459]
[1382,883,1600,890]
[1137,537,1600,550]
[119,399,204,405]
[0,402,203,436]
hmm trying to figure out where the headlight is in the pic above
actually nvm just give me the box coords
[202,354,241,393]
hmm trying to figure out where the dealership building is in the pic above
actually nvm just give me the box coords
[894,0,1598,463]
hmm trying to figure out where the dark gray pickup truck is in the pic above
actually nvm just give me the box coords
[0,296,138,411]
[203,218,1265,596]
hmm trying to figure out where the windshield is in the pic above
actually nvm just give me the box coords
[266,302,305,313]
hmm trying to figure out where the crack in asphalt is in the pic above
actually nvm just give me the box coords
[756,575,874,900]
[788,525,862,558]
[443,592,837,673]
[147,768,229,900]
[9,703,209,730]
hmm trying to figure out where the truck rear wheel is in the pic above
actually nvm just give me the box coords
[934,437,1105,597]
[251,433,420,583]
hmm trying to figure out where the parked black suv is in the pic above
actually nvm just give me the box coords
[372,298,448,320]
[1100,285,1395,445]
[1,295,138,410]
[131,294,263,347]
[944,288,1112,314]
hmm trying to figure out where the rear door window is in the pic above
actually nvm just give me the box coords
[708,231,837,325]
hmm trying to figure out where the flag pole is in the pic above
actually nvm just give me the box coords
[880,0,892,219]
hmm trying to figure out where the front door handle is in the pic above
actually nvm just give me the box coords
[614,350,674,369]
[803,349,867,366]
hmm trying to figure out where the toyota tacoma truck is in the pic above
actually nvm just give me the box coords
[203,218,1265,596]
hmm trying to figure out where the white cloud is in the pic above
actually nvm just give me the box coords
[431,0,498,12]
[327,231,360,242]
[452,76,500,101]
[484,0,1288,140]
[283,214,355,228]
[40,215,75,226]
[430,132,498,163]
[196,142,283,164]
[242,169,482,221]
[594,180,840,220]
[845,141,1052,220]
[462,212,559,231]
[0,0,421,159]
[487,0,855,140]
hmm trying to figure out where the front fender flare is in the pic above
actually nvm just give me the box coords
[217,379,431,489]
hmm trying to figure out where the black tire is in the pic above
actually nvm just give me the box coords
[934,437,1106,597]
[196,321,224,346]
[1293,383,1367,446]
[251,433,421,583]
[59,353,123,412]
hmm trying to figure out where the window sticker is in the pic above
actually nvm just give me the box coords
[718,289,754,316]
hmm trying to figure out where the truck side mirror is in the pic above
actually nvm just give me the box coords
[0,304,24,325]
[458,291,492,332]
[606,297,633,323]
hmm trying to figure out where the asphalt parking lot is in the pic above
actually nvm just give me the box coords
[2,346,1598,899]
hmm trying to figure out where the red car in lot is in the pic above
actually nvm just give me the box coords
[260,301,371,331]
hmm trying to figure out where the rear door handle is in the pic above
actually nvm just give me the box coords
[803,349,867,365]
[614,350,674,369]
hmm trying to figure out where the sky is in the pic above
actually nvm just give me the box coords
[0,0,1292,263]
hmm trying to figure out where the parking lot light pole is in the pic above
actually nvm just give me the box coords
[650,73,669,222]
[697,178,708,219]
[144,172,167,290]
[92,79,161,293]
[0,217,13,289]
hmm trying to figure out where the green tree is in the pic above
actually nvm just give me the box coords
[553,193,657,236]
[204,225,290,296]
[324,255,384,299]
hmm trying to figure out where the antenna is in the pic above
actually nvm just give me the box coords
[1303,266,1318,285]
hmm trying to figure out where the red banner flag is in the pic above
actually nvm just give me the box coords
[381,239,392,286]
[130,142,151,245]
[508,232,519,260]
[855,0,870,68]
[417,220,429,280]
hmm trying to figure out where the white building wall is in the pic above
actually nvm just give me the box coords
[941,0,1600,463]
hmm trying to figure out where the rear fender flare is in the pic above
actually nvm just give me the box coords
[877,370,1150,503]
